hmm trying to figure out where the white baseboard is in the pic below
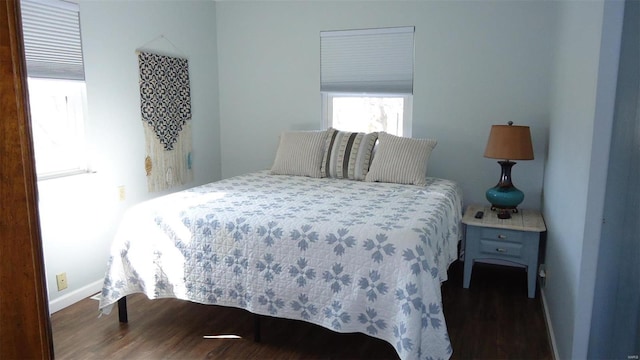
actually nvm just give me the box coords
[541,288,560,360]
[48,279,103,314]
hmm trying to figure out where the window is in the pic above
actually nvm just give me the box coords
[322,93,412,136]
[21,0,88,179]
[320,27,414,136]
[27,78,88,177]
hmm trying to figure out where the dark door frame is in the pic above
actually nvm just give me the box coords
[0,0,54,358]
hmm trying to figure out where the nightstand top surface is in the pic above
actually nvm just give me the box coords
[462,204,546,232]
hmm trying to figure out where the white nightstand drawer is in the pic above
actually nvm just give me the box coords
[479,239,523,258]
[480,228,524,243]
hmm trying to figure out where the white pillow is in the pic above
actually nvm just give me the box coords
[321,128,378,180]
[365,132,437,186]
[270,130,328,178]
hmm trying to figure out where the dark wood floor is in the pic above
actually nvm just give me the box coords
[51,261,552,359]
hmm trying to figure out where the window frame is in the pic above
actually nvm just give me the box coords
[21,0,90,180]
[321,92,413,137]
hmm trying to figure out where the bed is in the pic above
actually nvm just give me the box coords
[99,130,463,360]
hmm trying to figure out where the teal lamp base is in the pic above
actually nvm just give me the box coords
[486,160,524,219]
[486,186,524,219]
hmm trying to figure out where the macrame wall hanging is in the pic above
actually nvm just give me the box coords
[138,50,193,192]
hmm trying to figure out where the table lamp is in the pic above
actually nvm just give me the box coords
[484,121,534,219]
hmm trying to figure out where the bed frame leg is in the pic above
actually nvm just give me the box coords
[118,297,128,323]
[253,314,261,342]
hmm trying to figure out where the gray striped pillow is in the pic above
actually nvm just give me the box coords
[270,130,328,178]
[321,128,378,180]
[365,132,437,186]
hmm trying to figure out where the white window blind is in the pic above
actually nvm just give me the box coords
[20,0,85,80]
[320,26,414,94]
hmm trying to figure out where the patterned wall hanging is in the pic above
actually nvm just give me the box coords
[138,51,193,192]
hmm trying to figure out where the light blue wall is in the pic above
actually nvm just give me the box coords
[590,0,640,357]
[216,1,555,210]
[543,1,624,359]
[40,0,220,311]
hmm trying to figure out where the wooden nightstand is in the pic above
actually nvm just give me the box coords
[462,204,546,298]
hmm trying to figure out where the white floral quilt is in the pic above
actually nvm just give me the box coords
[99,171,463,360]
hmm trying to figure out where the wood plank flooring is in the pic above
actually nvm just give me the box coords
[51,261,552,359]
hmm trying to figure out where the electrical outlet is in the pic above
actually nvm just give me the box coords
[56,273,68,291]
[118,185,126,201]
[538,264,546,288]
